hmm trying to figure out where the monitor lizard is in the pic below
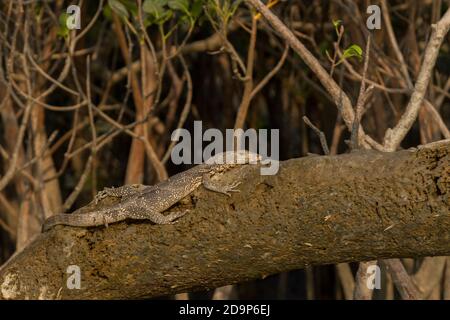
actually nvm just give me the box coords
[42,150,261,231]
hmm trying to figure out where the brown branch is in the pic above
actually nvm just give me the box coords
[246,0,382,150]
[380,0,413,89]
[423,100,450,139]
[350,34,373,149]
[381,259,420,300]
[234,16,258,130]
[383,8,450,151]
[353,260,377,300]
[112,13,146,184]
[250,43,289,100]
[61,156,94,213]
[335,263,355,300]
[445,258,450,299]
[0,103,32,192]
[302,116,330,155]
[0,141,449,299]
[162,56,193,164]
[111,13,167,182]
[413,256,447,299]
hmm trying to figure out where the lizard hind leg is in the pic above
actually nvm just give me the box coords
[128,208,190,224]
[162,210,190,224]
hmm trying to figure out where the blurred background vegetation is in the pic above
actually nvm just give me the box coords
[0,0,449,299]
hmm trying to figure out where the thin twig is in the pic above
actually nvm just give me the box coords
[302,116,330,155]
[250,43,289,100]
[234,15,258,130]
[246,0,382,150]
[351,34,373,149]
[383,8,450,151]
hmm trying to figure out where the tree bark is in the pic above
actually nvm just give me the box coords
[0,142,449,299]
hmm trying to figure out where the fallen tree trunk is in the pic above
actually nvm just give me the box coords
[0,142,449,299]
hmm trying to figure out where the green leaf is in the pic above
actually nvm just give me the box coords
[59,12,69,26]
[342,44,363,61]
[230,0,243,14]
[57,13,69,38]
[168,0,189,13]
[190,0,203,19]
[108,0,129,19]
[143,0,167,18]
[333,19,341,33]
[121,0,138,17]
[159,9,174,24]
[103,5,112,19]
[332,19,342,29]
[34,2,43,20]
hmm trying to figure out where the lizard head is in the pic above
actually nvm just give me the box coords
[205,150,262,165]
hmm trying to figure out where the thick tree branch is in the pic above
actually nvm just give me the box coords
[0,142,449,299]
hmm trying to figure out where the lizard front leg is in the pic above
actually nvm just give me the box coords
[202,173,241,196]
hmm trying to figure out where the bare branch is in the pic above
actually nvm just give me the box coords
[383,8,450,151]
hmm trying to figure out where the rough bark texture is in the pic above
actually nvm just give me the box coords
[0,143,449,299]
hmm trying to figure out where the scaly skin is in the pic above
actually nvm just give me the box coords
[42,151,261,231]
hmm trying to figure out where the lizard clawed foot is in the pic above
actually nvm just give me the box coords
[167,209,190,224]
[219,181,242,197]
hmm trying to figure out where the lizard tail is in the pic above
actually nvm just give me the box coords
[42,214,71,232]
[42,211,117,232]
